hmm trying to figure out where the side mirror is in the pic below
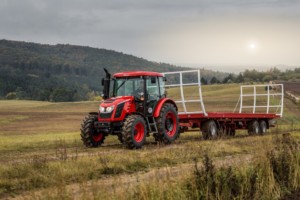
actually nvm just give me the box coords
[163,77,167,82]
[151,77,156,84]
[101,78,104,86]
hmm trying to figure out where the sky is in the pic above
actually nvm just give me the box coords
[0,0,300,72]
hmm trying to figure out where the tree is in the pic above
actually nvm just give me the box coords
[262,75,272,82]
[222,74,235,84]
[210,77,219,84]
[235,73,244,83]
[50,88,75,102]
[6,92,17,100]
[15,87,26,99]
[201,77,208,85]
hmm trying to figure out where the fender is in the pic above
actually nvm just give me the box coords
[153,98,178,118]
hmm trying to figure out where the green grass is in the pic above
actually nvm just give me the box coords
[0,115,29,126]
[0,100,99,113]
[0,132,299,198]
[0,83,299,199]
[0,132,79,152]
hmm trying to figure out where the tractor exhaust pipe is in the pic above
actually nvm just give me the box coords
[101,68,111,100]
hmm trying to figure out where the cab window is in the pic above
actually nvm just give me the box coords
[158,77,166,97]
[146,77,159,101]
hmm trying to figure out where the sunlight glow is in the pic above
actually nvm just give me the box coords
[247,41,258,52]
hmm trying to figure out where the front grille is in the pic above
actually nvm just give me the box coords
[94,122,110,128]
[114,103,125,118]
[99,112,112,119]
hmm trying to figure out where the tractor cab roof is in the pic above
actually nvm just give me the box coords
[113,71,163,78]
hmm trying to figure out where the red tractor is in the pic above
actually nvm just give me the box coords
[81,69,179,149]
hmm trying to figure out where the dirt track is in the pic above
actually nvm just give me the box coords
[11,153,253,200]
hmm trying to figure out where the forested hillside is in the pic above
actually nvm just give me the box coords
[2,39,298,102]
[0,40,190,101]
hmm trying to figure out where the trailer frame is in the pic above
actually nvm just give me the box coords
[163,70,283,136]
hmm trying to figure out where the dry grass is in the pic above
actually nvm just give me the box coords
[0,84,299,199]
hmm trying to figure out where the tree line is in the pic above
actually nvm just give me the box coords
[200,67,300,85]
[0,40,190,102]
[1,40,299,102]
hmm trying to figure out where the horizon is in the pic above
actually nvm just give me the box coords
[1,38,298,74]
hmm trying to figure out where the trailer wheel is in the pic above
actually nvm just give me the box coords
[259,120,267,135]
[202,120,218,139]
[80,114,105,147]
[248,120,260,135]
[122,115,146,149]
[154,103,179,144]
[226,127,235,137]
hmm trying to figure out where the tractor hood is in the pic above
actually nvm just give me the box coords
[99,96,135,121]
[100,96,134,107]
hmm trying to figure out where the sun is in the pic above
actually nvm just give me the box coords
[247,41,258,51]
[250,43,256,49]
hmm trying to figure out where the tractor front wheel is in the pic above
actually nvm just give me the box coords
[154,103,179,144]
[80,114,105,147]
[122,115,146,149]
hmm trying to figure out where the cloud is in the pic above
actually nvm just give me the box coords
[0,0,299,69]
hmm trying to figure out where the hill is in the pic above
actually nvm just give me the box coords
[0,39,230,101]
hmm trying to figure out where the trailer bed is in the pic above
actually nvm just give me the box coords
[178,112,280,120]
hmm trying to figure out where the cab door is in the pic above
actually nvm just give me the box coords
[145,77,160,116]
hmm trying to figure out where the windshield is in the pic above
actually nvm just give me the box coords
[113,77,144,97]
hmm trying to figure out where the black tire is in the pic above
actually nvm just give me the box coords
[122,115,146,149]
[154,103,179,144]
[117,134,124,144]
[226,126,236,137]
[80,114,105,147]
[202,120,218,140]
[259,120,267,135]
[248,120,260,135]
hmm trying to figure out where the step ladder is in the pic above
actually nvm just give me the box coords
[146,117,158,134]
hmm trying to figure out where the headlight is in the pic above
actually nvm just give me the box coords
[99,106,105,112]
[106,106,114,112]
[99,105,114,113]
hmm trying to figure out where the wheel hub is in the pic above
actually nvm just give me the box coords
[211,126,217,136]
[133,122,144,143]
[166,118,173,131]
[92,131,103,142]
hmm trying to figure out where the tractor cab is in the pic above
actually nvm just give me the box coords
[108,71,166,117]
[80,69,179,149]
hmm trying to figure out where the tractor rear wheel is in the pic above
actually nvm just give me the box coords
[202,120,218,140]
[248,120,260,135]
[80,114,105,147]
[117,134,124,144]
[122,115,146,149]
[154,103,179,144]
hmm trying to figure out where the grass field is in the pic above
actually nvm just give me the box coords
[0,84,299,199]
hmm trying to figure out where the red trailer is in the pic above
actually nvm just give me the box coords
[80,69,284,149]
[162,70,283,139]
